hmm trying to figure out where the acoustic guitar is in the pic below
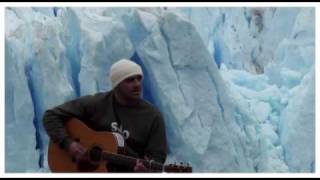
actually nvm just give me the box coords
[48,118,192,173]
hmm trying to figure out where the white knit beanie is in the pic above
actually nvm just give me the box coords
[110,59,143,89]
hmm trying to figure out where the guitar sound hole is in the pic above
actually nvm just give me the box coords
[76,146,102,172]
[89,146,102,162]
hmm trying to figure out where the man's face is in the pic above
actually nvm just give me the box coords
[116,74,143,101]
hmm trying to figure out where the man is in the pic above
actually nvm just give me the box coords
[43,59,167,172]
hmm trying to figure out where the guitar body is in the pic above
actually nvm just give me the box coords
[48,118,120,172]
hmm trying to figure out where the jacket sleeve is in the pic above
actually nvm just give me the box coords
[43,95,95,150]
[145,112,168,164]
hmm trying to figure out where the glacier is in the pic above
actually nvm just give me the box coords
[5,7,315,173]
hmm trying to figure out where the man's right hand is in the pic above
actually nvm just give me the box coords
[67,141,87,162]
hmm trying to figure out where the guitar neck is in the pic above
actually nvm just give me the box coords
[102,151,164,172]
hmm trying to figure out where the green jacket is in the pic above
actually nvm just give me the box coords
[43,91,167,166]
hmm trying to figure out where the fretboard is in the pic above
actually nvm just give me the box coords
[101,151,164,172]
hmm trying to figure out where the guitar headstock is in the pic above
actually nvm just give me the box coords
[164,162,192,173]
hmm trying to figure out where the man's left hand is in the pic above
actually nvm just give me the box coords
[133,159,148,172]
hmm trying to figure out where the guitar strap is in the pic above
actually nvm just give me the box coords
[112,95,129,155]
[112,94,122,127]
[112,94,140,158]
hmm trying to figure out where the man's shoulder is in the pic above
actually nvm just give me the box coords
[93,91,112,98]
[140,100,162,116]
[79,91,111,102]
